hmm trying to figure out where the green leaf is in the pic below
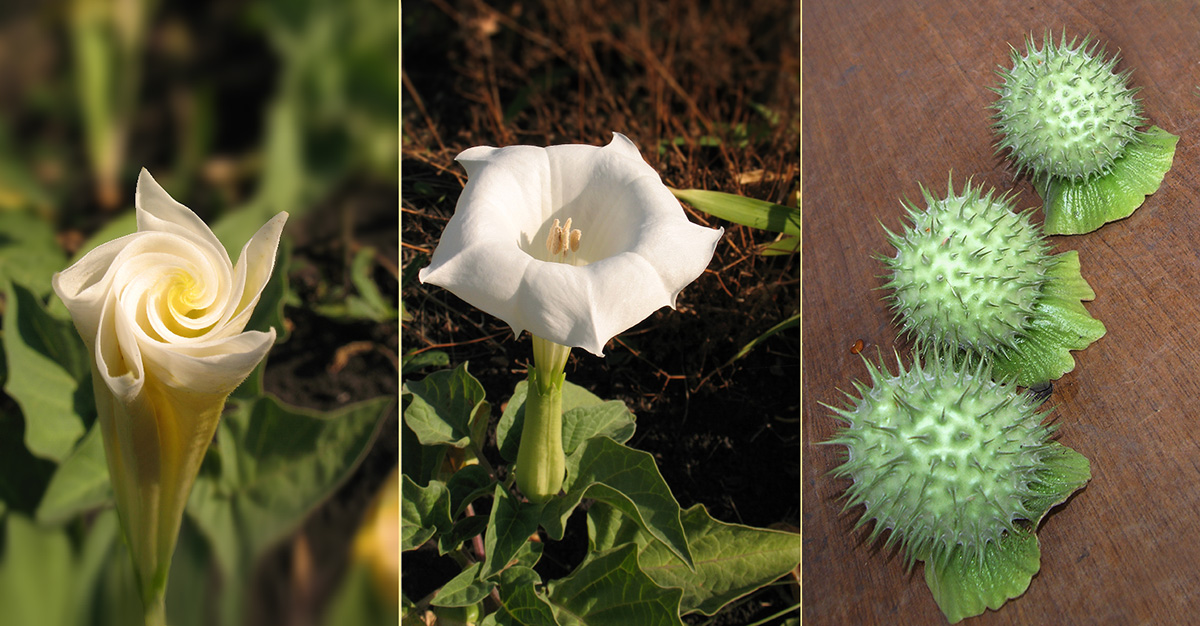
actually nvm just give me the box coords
[923,529,1041,624]
[596,503,801,616]
[496,379,608,462]
[432,562,495,608]
[437,515,488,555]
[481,485,542,579]
[990,251,1106,386]
[405,363,487,448]
[545,544,684,626]
[401,474,451,551]
[758,234,800,256]
[670,188,800,236]
[0,411,55,516]
[542,437,694,571]
[187,394,388,577]
[400,398,446,487]
[35,420,112,524]
[561,402,636,455]
[0,515,74,626]
[1024,442,1091,525]
[0,212,67,298]
[446,464,495,518]
[492,566,559,626]
[3,281,92,461]
[1038,126,1179,235]
[323,560,400,626]
[401,349,449,377]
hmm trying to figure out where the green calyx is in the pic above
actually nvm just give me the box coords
[880,180,1052,357]
[992,33,1143,182]
[826,349,1056,568]
[516,336,570,503]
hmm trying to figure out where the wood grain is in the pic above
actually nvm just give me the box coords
[803,1,1200,623]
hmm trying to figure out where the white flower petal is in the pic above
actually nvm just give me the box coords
[420,132,722,356]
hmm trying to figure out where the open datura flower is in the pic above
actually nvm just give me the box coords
[419,132,723,357]
[52,169,287,620]
[419,133,722,502]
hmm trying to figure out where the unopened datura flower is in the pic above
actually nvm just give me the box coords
[824,349,1090,623]
[991,33,1178,234]
[879,178,1105,386]
[419,133,722,502]
[52,169,287,622]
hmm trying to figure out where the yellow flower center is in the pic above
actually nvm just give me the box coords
[161,272,208,338]
[544,217,582,264]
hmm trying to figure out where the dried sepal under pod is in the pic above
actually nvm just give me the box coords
[878,178,1106,386]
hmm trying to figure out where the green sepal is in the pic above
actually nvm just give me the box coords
[1023,442,1091,525]
[990,251,1106,386]
[923,528,1041,624]
[1037,126,1178,235]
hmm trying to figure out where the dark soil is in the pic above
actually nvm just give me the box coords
[402,0,800,623]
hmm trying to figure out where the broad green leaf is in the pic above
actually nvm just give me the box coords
[1024,442,1091,524]
[634,505,800,616]
[991,251,1105,386]
[446,464,495,517]
[401,349,449,376]
[187,394,388,578]
[71,509,122,626]
[432,562,494,608]
[401,475,451,551]
[437,515,488,555]
[496,379,609,462]
[400,398,446,487]
[542,437,694,571]
[924,529,1041,624]
[3,281,92,461]
[405,363,487,448]
[314,246,396,322]
[670,188,800,236]
[492,566,558,626]
[545,544,684,626]
[0,515,74,626]
[1038,126,1178,235]
[165,518,215,626]
[0,212,67,298]
[36,420,111,524]
[481,485,543,579]
[561,402,636,455]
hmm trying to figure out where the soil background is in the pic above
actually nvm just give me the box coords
[402,1,800,624]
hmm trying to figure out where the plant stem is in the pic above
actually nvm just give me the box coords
[144,592,167,626]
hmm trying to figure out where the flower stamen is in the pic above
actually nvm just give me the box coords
[544,217,583,263]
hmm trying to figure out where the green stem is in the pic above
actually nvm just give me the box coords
[515,361,566,502]
[144,591,167,626]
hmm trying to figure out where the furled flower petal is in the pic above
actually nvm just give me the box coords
[419,133,723,356]
[51,169,287,608]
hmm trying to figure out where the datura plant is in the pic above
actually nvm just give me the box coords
[879,178,1105,387]
[991,33,1178,235]
[52,169,286,625]
[405,134,800,624]
[824,349,1091,623]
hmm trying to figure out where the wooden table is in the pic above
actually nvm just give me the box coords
[803,1,1200,623]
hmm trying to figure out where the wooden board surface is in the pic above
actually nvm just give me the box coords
[802,1,1200,623]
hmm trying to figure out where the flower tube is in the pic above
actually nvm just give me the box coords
[420,133,722,501]
[53,169,286,623]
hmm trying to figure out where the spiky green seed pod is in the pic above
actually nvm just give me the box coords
[826,350,1056,567]
[879,180,1053,356]
[991,33,1143,182]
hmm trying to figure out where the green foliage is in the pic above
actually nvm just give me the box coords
[670,188,800,237]
[403,362,800,625]
[3,281,92,462]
